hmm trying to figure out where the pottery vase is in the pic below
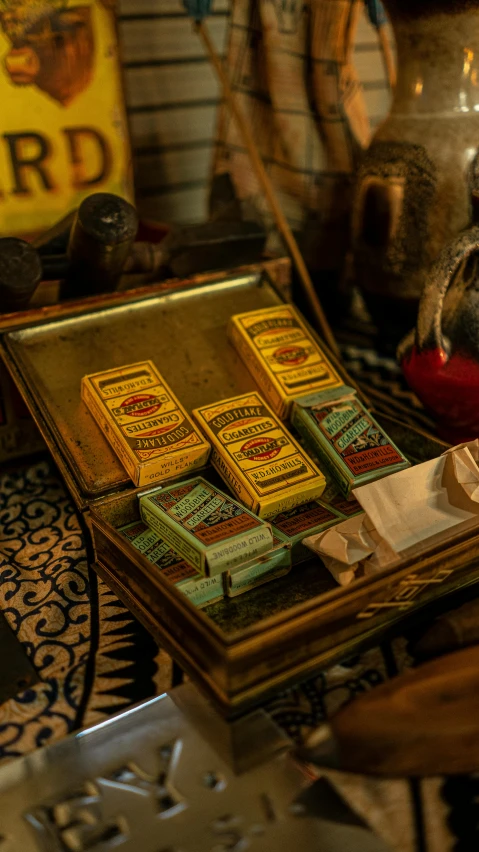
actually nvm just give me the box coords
[352,0,479,344]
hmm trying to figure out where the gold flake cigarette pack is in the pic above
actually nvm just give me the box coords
[228,305,343,417]
[81,361,210,487]
[193,392,326,518]
[139,477,273,576]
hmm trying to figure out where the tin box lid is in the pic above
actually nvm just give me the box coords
[0,263,300,511]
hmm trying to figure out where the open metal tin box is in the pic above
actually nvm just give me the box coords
[1,260,478,718]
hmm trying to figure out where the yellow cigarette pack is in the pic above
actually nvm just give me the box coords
[82,361,210,487]
[228,305,343,417]
[193,392,326,518]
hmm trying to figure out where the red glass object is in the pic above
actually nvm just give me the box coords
[398,226,479,443]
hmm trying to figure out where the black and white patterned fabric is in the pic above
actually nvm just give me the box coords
[0,458,170,761]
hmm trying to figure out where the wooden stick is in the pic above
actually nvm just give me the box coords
[195,20,340,358]
[378,24,396,91]
[365,384,436,431]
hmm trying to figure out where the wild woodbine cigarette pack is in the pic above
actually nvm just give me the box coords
[120,520,224,607]
[291,386,410,498]
[121,520,292,601]
[139,477,273,577]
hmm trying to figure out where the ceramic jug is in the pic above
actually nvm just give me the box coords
[352,0,479,343]
[398,219,479,443]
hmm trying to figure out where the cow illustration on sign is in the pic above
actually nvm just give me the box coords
[0,0,114,106]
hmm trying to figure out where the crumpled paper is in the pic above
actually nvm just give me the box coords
[312,514,374,585]
[443,440,479,501]
[305,446,479,586]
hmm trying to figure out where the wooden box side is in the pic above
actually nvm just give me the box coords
[89,482,479,717]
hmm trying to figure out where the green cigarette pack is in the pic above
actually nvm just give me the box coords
[271,500,344,563]
[318,470,363,519]
[291,387,410,498]
[119,521,224,608]
[225,536,292,596]
[120,519,162,554]
[138,477,273,576]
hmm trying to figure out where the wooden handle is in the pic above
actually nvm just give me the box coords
[415,595,479,659]
[327,644,479,776]
[195,20,340,358]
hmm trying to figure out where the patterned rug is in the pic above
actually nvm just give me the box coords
[0,458,172,760]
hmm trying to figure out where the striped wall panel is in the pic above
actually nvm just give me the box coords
[118,1,392,224]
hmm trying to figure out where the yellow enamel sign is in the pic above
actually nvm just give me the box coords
[0,0,133,236]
